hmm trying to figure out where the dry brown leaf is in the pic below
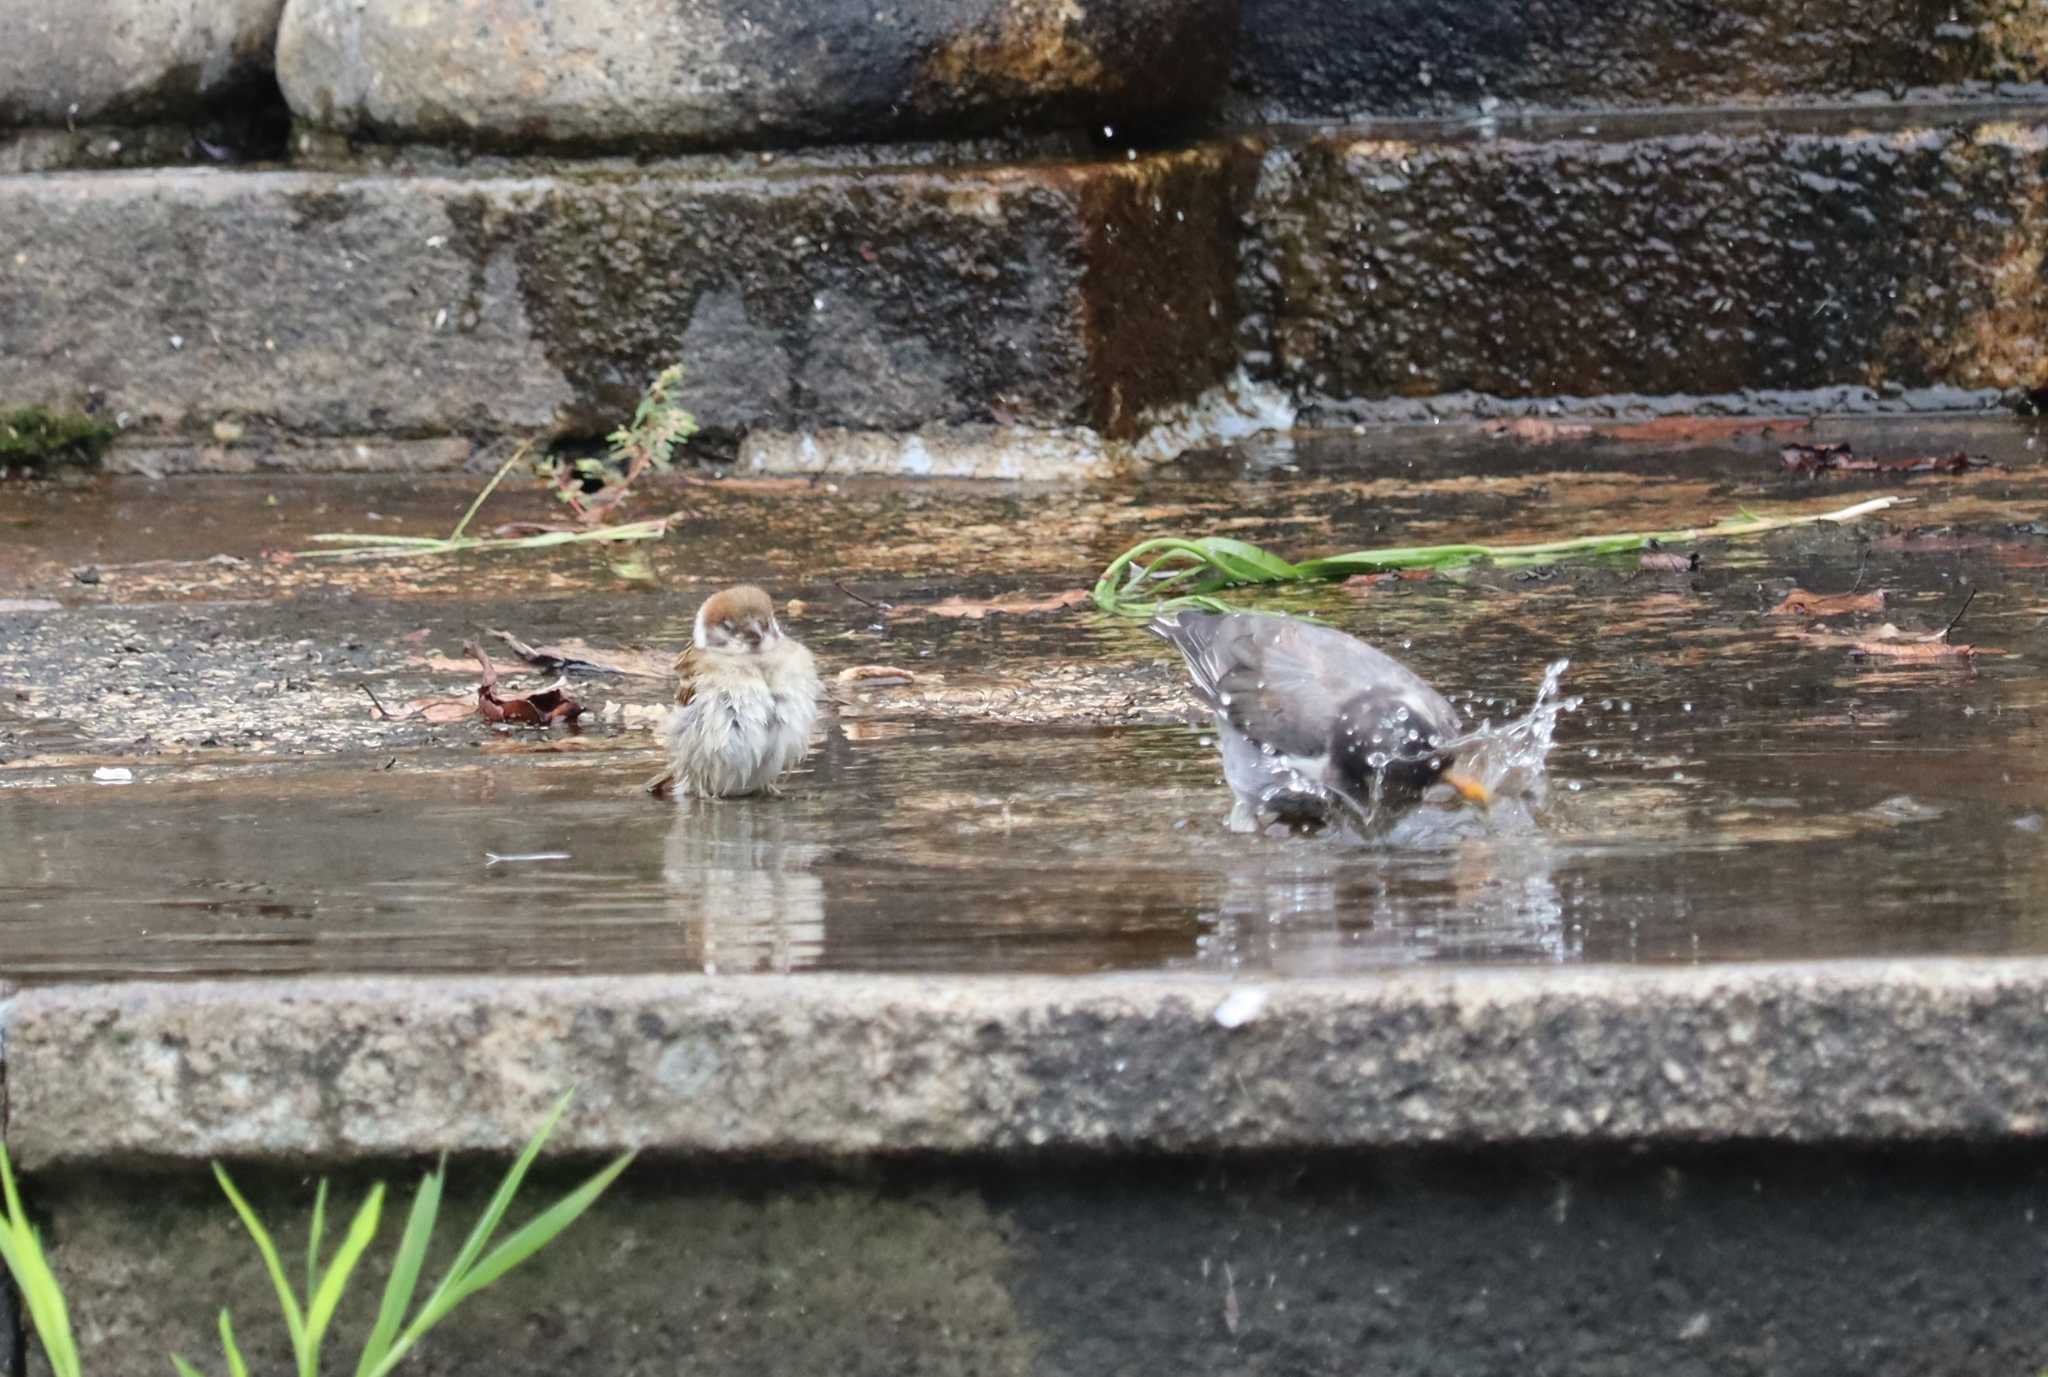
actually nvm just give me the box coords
[467,640,585,724]
[905,589,1093,620]
[1769,588,1888,617]
[1637,551,1699,573]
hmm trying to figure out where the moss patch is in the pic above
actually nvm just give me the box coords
[0,406,117,468]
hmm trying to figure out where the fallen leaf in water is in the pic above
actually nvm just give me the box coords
[487,630,669,678]
[1343,569,1437,593]
[468,640,585,725]
[1781,443,1995,476]
[1484,417,1594,444]
[1844,629,1988,660]
[836,664,920,685]
[407,698,475,723]
[1637,551,1699,573]
[1769,588,1888,617]
[905,589,1093,619]
[400,627,432,644]
[1607,416,1811,443]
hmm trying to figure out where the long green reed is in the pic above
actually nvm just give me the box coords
[1090,495,1900,618]
[293,443,675,562]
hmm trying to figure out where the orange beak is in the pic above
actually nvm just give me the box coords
[1442,769,1493,809]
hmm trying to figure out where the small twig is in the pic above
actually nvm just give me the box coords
[1940,588,1977,643]
[447,441,532,543]
[834,579,893,611]
[1850,547,1870,594]
[358,682,418,721]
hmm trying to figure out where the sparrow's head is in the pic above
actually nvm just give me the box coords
[694,584,783,654]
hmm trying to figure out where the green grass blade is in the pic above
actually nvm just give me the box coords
[171,1357,209,1377]
[0,1140,82,1377]
[219,1309,251,1377]
[212,1163,308,1357]
[443,1152,637,1306]
[0,1223,82,1377]
[446,443,530,543]
[301,1184,384,1377]
[355,1161,445,1377]
[303,533,459,547]
[366,1092,579,1377]
[305,1178,328,1306]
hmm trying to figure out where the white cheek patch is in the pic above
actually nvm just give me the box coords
[693,604,713,650]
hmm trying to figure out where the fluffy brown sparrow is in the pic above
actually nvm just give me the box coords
[1152,608,1490,833]
[648,585,820,798]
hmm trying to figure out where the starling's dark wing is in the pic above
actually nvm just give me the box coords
[1153,611,1453,759]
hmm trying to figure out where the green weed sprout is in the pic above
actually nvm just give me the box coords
[172,1091,635,1377]
[0,1138,83,1377]
[1091,495,1901,618]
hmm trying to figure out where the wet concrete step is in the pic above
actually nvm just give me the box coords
[15,966,2048,1374]
[1230,0,2048,121]
[9,105,2048,475]
[1243,103,2048,419]
[0,147,1259,478]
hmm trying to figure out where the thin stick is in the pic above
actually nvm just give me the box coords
[834,579,892,610]
[1940,587,1977,642]
[447,441,533,543]
[358,683,416,721]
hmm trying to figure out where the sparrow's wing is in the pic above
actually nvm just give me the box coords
[672,646,703,707]
[1152,611,1451,757]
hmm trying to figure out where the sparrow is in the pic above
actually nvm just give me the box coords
[1151,608,1490,834]
[648,585,820,799]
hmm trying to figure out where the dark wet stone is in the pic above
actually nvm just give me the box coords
[1229,0,2048,120]
[1,151,1249,464]
[0,0,284,126]
[1243,117,2048,410]
[27,1147,2048,1377]
[277,0,1236,153]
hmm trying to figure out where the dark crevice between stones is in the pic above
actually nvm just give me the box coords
[187,66,292,166]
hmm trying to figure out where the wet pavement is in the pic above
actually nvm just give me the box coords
[6,414,2048,980]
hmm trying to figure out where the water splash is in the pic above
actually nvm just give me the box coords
[1445,657,1580,818]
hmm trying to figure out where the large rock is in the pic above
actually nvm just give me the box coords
[1243,115,2048,412]
[277,0,1237,151]
[1231,0,2048,119]
[0,146,1250,469]
[0,0,284,125]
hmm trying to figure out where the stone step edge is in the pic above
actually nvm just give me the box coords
[8,958,2048,1168]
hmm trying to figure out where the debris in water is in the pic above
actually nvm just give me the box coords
[359,683,470,723]
[1637,550,1699,573]
[487,630,669,679]
[1222,1263,1241,1336]
[468,641,586,725]
[1605,415,1810,444]
[836,665,920,685]
[90,766,133,783]
[1780,443,1994,476]
[484,851,572,866]
[903,589,1094,620]
[1768,588,1888,618]
[1213,987,1269,1028]
[1483,416,1593,444]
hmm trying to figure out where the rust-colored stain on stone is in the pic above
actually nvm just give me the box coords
[923,0,1104,101]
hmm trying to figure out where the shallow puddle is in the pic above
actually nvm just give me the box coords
[5,416,2048,979]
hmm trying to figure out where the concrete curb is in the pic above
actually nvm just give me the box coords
[13,960,2048,1167]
